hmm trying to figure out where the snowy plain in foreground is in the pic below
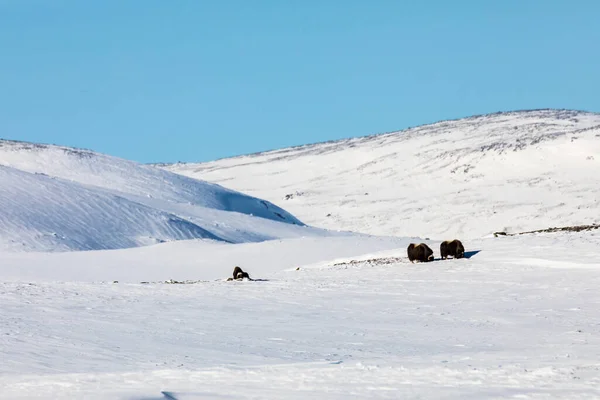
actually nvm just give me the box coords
[2,232,600,399]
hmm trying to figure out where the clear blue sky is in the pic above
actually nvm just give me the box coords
[1,0,599,163]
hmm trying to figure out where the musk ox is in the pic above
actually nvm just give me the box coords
[440,239,465,259]
[407,243,434,262]
[232,266,251,280]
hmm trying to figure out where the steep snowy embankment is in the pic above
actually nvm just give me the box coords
[163,109,600,239]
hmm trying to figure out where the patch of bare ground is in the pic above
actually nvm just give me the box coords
[494,224,600,237]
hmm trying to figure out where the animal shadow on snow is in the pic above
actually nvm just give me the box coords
[431,250,480,261]
[463,250,480,259]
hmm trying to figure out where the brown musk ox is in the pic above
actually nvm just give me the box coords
[232,266,251,280]
[440,239,465,259]
[407,243,434,262]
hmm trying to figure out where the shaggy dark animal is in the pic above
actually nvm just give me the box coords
[232,266,251,280]
[440,239,465,259]
[407,243,434,262]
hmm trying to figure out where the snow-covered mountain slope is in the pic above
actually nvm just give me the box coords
[0,140,339,252]
[163,109,600,240]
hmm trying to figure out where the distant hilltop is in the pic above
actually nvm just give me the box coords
[161,109,600,239]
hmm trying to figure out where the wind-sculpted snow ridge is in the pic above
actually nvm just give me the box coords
[0,139,301,225]
[163,109,600,239]
[0,165,224,252]
[0,140,341,252]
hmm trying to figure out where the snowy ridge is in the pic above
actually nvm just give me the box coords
[0,165,220,252]
[163,109,600,239]
[0,140,339,252]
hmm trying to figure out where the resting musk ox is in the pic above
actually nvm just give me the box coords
[232,266,251,280]
[407,243,434,262]
[440,239,465,259]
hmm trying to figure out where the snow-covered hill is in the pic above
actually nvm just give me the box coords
[0,140,338,252]
[163,109,600,240]
[3,109,600,399]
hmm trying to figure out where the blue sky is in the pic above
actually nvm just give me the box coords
[1,1,599,163]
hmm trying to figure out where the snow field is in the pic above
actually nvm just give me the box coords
[2,232,600,399]
[3,109,600,398]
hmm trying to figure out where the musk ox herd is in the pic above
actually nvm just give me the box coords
[228,240,466,281]
[407,239,465,263]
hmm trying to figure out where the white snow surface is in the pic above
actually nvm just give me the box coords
[0,140,338,252]
[3,109,600,398]
[2,232,600,399]
[163,109,600,240]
